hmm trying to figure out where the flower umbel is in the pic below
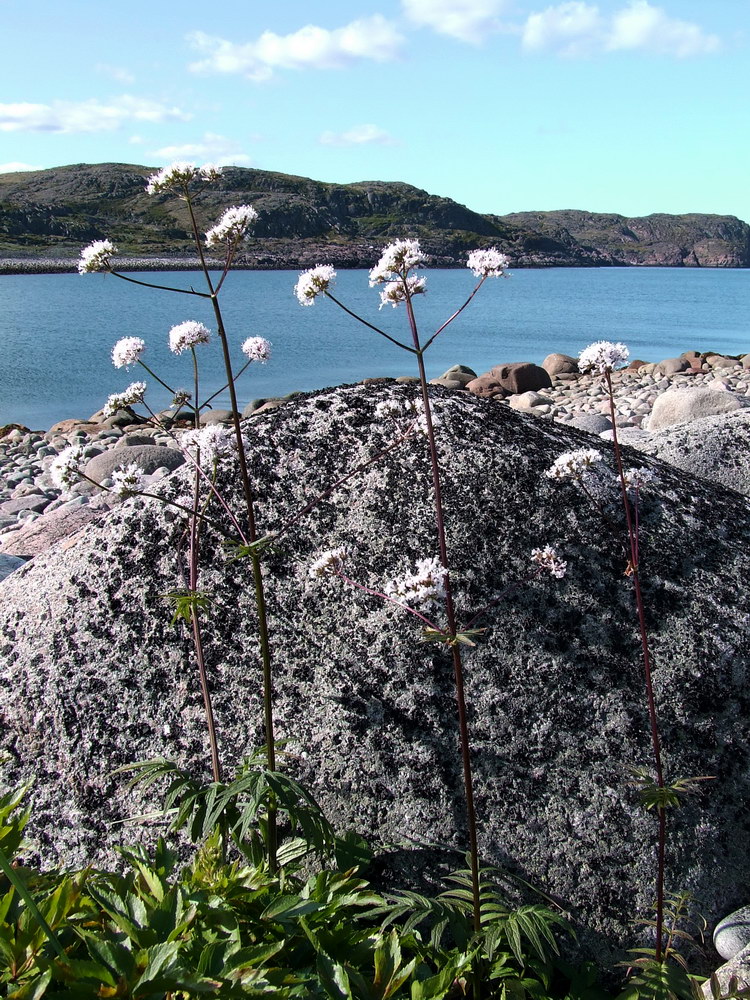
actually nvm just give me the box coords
[180,425,236,464]
[111,463,147,497]
[622,467,656,491]
[49,445,86,489]
[467,248,510,278]
[384,556,448,610]
[199,163,223,182]
[294,265,337,306]
[111,336,145,369]
[145,162,200,194]
[309,548,347,578]
[369,239,428,284]
[102,381,147,418]
[205,205,258,248]
[579,340,630,374]
[169,320,211,355]
[378,275,427,309]
[78,239,117,274]
[546,449,604,482]
[241,336,272,363]
[531,545,568,579]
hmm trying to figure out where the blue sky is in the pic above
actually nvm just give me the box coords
[1,0,747,221]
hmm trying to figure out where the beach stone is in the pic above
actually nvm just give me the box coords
[200,409,237,426]
[507,391,552,412]
[647,387,750,431]
[626,360,649,371]
[434,365,477,388]
[714,906,750,961]
[113,433,159,449]
[0,496,50,516]
[742,354,750,370]
[490,362,552,394]
[83,445,184,484]
[242,399,268,418]
[2,382,750,977]
[46,419,98,438]
[568,413,613,434]
[464,374,507,399]
[0,504,105,557]
[430,376,465,390]
[88,407,148,430]
[655,357,690,376]
[542,353,578,377]
[705,354,739,369]
[249,399,286,416]
[394,376,420,384]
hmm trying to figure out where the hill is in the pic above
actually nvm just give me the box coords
[0,163,747,270]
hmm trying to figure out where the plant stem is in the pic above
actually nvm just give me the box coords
[110,269,212,298]
[605,370,665,959]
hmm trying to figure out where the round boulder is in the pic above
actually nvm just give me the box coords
[83,445,184,484]
[465,374,507,399]
[714,906,750,961]
[200,409,237,426]
[647,387,750,432]
[655,357,690,376]
[542,353,578,377]
[490,362,552,394]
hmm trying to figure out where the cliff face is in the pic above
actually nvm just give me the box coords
[501,209,750,267]
[0,163,748,268]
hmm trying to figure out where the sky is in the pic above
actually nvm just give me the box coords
[1,0,748,221]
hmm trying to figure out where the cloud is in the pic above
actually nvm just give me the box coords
[319,124,398,147]
[150,131,253,165]
[0,161,41,173]
[95,63,136,85]
[0,96,191,134]
[522,0,720,57]
[401,0,508,43]
[187,15,404,80]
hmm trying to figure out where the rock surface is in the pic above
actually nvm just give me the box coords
[714,906,750,961]
[2,383,750,973]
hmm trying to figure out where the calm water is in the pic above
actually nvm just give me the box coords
[1,267,748,429]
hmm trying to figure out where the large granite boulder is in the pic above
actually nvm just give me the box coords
[2,383,750,972]
[647,386,749,431]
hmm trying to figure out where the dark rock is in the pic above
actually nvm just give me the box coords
[490,362,552,394]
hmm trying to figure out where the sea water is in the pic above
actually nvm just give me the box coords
[1,267,748,429]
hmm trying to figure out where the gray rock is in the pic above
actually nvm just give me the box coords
[0,503,105,557]
[200,409,237,426]
[113,433,159,449]
[507,391,552,412]
[702,940,750,997]
[647,387,749,431]
[0,496,50,516]
[433,365,477,388]
[568,413,613,434]
[655,357,691,376]
[542,353,578,376]
[714,906,750,960]
[84,445,184,484]
[2,384,750,974]
[0,553,27,583]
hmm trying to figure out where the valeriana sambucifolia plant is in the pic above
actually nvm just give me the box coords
[76,161,288,865]
[295,241,567,939]
[546,341,711,980]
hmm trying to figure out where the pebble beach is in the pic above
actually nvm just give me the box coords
[1,351,749,566]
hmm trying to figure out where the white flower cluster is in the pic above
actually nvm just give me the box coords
[369,239,428,284]
[531,545,568,579]
[384,556,447,610]
[378,275,427,309]
[578,340,630,374]
[241,336,272,363]
[621,466,656,491]
[78,239,117,274]
[145,161,222,194]
[49,444,86,489]
[294,265,337,306]
[309,547,347,578]
[111,336,145,369]
[102,381,147,418]
[374,396,436,437]
[181,425,236,463]
[169,320,211,355]
[205,205,258,248]
[466,248,510,278]
[546,449,604,482]
[111,463,146,497]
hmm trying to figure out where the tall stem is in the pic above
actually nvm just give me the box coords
[404,292,482,936]
[605,370,665,959]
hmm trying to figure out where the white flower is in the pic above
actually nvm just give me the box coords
[384,556,447,610]
[309,547,347,578]
[102,381,147,418]
[531,545,568,579]
[467,248,510,278]
[621,467,656,491]
[78,239,117,274]
[199,163,223,182]
[205,205,258,248]
[169,320,211,355]
[145,162,200,194]
[369,240,428,284]
[181,425,236,463]
[111,336,145,369]
[378,275,427,309]
[49,444,86,489]
[546,449,604,481]
[171,389,192,409]
[241,336,272,363]
[111,463,146,497]
[578,340,630,374]
[294,265,337,306]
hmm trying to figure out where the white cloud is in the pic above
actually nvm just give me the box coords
[402,0,508,43]
[150,131,253,165]
[0,161,41,173]
[522,0,720,57]
[187,15,404,80]
[95,62,136,84]
[319,124,398,147]
[0,96,191,134]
